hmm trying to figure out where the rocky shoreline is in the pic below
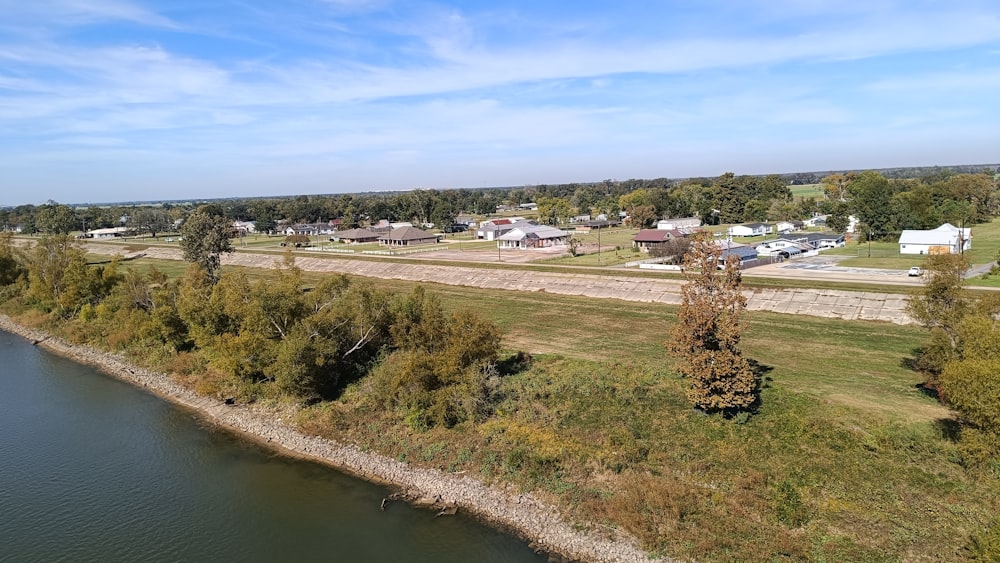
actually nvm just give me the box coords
[0,315,667,563]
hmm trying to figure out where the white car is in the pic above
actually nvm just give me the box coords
[908,266,923,277]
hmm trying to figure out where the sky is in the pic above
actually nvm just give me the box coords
[1,0,999,206]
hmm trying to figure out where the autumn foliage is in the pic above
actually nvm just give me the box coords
[667,233,758,413]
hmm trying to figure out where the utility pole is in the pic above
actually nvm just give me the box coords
[597,224,602,266]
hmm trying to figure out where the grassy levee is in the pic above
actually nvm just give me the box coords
[94,255,1000,561]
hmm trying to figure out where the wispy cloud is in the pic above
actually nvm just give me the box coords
[1,0,999,204]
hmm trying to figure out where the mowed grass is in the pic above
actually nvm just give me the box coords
[107,256,994,561]
[791,183,826,199]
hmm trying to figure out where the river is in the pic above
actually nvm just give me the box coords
[0,330,545,562]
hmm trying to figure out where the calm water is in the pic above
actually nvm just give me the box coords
[0,330,545,562]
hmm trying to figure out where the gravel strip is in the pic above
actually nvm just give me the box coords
[1,315,669,563]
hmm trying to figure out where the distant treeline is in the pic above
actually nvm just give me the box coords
[3,164,999,242]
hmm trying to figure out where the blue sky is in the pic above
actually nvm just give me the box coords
[2,0,999,206]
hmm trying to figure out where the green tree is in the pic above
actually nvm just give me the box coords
[907,253,972,375]
[370,287,503,427]
[179,207,233,281]
[847,171,894,239]
[825,201,851,233]
[536,196,571,226]
[26,235,117,317]
[0,232,26,286]
[35,204,79,235]
[128,207,171,238]
[666,233,758,413]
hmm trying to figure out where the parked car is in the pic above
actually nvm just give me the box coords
[908,266,923,277]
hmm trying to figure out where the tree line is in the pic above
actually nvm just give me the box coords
[4,167,998,237]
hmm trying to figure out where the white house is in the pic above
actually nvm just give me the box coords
[657,217,701,230]
[232,220,256,234]
[845,215,861,234]
[898,223,971,255]
[497,221,569,249]
[85,227,131,239]
[803,214,828,228]
[727,223,772,237]
[774,221,796,234]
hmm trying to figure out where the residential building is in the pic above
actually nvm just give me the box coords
[898,223,971,255]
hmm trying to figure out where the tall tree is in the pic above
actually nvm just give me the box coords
[35,204,79,235]
[847,171,894,238]
[666,233,758,413]
[179,207,234,282]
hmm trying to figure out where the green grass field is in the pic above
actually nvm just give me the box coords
[84,253,999,561]
[790,183,826,199]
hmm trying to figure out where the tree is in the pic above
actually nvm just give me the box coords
[128,207,171,238]
[179,207,234,282]
[35,204,78,235]
[825,201,851,233]
[666,233,758,413]
[0,232,26,286]
[624,204,656,228]
[907,253,972,376]
[26,235,117,317]
[536,196,571,226]
[820,173,855,201]
[847,171,894,239]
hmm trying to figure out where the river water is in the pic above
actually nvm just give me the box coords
[0,330,545,562]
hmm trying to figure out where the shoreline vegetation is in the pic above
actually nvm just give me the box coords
[0,314,659,563]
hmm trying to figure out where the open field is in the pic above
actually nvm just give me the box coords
[790,183,826,199]
[90,252,998,560]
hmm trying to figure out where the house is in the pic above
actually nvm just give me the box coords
[899,223,971,255]
[716,241,759,267]
[496,221,569,249]
[657,217,701,230]
[632,229,682,252]
[575,219,621,232]
[476,219,516,241]
[284,224,318,236]
[774,221,796,234]
[332,228,379,244]
[727,223,772,237]
[755,239,811,258]
[845,215,860,234]
[84,226,132,239]
[518,202,539,211]
[379,226,438,247]
[570,214,592,223]
[454,215,477,227]
[803,214,828,228]
[232,220,256,235]
[779,232,845,250]
[309,222,338,235]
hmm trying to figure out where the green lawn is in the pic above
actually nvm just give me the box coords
[790,183,826,199]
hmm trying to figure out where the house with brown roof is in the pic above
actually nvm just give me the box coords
[379,226,438,247]
[332,228,379,244]
[632,229,682,252]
